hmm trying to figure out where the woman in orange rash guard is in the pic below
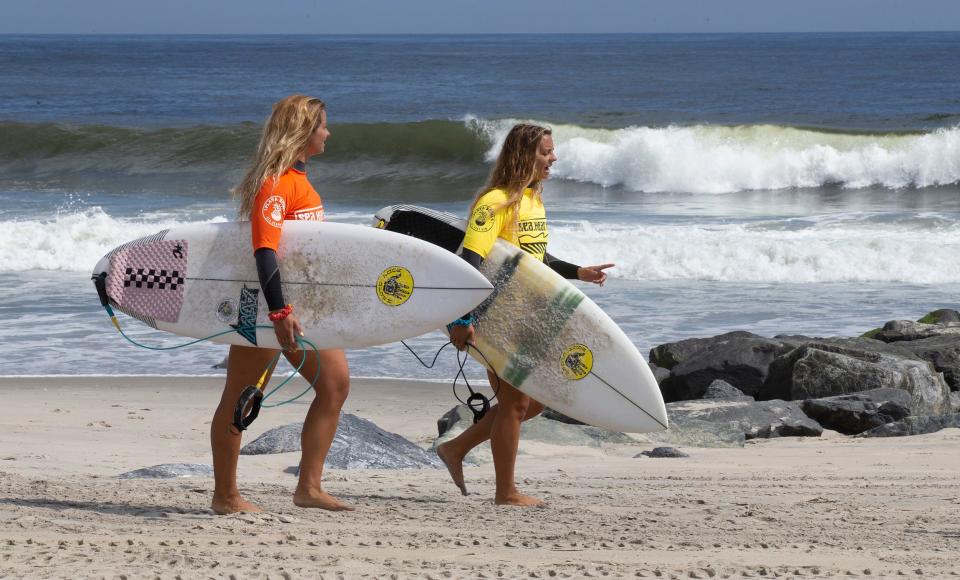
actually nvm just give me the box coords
[210,95,353,514]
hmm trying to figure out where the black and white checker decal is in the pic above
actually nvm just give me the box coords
[123,267,184,290]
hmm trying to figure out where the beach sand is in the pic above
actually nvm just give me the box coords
[1,376,958,579]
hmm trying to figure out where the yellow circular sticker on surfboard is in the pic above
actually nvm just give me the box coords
[376,266,414,306]
[560,344,593,380]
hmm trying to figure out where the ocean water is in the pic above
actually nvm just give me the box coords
[1,33,959,379]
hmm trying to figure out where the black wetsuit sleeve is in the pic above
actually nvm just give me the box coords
[454,248,484,322]
[544,252,581,280]
[254,248,286,311]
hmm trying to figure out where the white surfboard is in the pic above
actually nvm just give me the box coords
[92,221,493,350]
[374,205,668,433]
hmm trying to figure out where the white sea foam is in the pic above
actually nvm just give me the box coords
[0,208,227,273]
[5,207,959,284]
[468,117,960,194]
[548,220,960,284]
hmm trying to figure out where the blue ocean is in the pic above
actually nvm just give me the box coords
[2,33,959,378]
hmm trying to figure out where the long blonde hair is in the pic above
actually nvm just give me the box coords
[234,95,326,219]
[468,123,551,231]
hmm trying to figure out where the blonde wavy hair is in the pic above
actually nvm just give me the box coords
[234,95,326,219]
[469,124,551,233]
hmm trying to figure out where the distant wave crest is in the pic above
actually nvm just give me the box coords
[2,119,959,195]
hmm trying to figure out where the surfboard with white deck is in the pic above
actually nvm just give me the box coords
[92,221,493,350]
[374,205,668,434]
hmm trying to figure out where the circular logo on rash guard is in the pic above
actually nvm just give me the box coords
[376,266,414,306]
[560,344,593,381]
[470,205,495,232]
[261,196,286,228]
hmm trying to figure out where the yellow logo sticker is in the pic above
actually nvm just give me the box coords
[376,266,414,306]
[375,218,386,229]
[470,205,495,232]
[560,344,593,381]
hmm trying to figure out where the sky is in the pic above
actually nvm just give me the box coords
[2,0,959,34]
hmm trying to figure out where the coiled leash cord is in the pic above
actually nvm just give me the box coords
[399,339,500,424]
[94,290,321,433]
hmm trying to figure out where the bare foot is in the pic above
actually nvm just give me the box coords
[495,491,545,507]
[211,494,262,515]
[293,488,355,511]
[436,442,468,496]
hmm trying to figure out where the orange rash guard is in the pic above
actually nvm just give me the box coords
[250,162,325,252]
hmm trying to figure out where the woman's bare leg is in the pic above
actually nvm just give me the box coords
[437,370,544,500]
[287,348,354,511]
[211,344,279,514]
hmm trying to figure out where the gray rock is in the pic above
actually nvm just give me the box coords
[658,333,806,401]
[765,338,952,415]
[433,405,638,464]
[666,399,822,440]
[648,363,670,385]
[242,414,443,469]
[650,331,761,370]
[437,406,470,437]
[952,391,960,413]
[859,413,960,438]
[702,379,753,401]
[800,389,911,435]
[642,416,746,448]
[918,309,960,324]
[212,355,229,369]
[871,320,960,343]
[117,463,213,479]
[898,335,960,390]
[637,447,689,458]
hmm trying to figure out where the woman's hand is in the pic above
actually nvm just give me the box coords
[449,323,475,351]
[577,263,615,286]
[273,312,304,351]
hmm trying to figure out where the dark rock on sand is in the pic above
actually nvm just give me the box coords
[637,447,689,458]
[648,363,670,385]
[118,463,214,479]
[666,399,822,440]
[242,414,442,469]
[800,389,911,435]
[702,379,754,401]
[764,338,952,415]
[871,320,960,343]
[898,335,960,390]
[859,413,960,438]
[657,332,806,401]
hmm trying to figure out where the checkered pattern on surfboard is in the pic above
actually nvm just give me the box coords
[106,240,188,324]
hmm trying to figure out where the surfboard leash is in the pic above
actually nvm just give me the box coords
[399,339,500,424]
[93,280,322,432]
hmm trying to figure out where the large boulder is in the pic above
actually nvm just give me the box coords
[657,332,806,401]
[648,363,670,385]
[800,389,911,435]
[764,338,952,415]
[241,414,443,469]
[952,391,960,413]
[870,320,960,343]
[664,399,822,440]
[702,379,754,401]
[897,335,960,390]
[859,414,960,438]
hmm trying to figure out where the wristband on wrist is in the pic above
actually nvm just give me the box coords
[446,316,474,332]
[268,304,293,322]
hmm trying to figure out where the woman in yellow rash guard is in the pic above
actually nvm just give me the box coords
[438,124,614,507]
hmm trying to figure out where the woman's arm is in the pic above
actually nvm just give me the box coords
[545,252,613,285]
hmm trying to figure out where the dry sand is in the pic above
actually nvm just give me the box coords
[1,376,958,579]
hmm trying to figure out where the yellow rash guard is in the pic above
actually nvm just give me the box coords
[461,188,548,261]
